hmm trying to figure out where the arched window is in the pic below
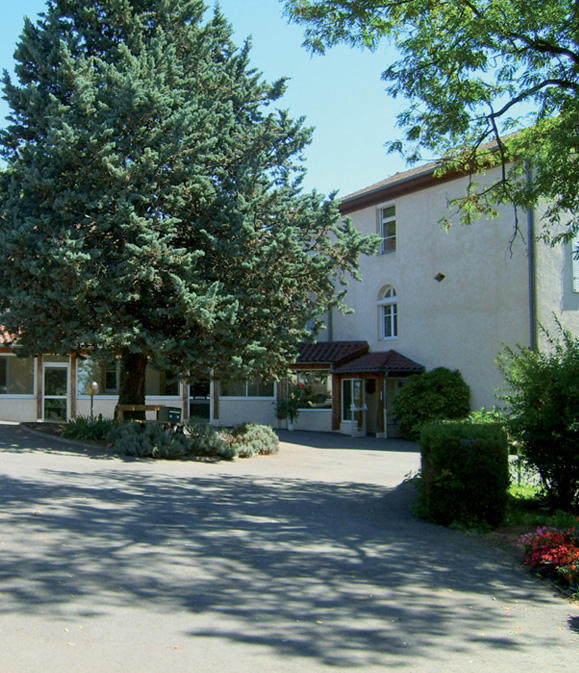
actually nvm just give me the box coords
[378,286,398,339]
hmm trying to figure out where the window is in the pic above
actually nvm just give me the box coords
[378,205,396,253]
[220,379,275,398]
[342,379,363,421]
[0,355,35,395]
[293,370,332,409]
[378,286,398,339]
[77,356,179,396]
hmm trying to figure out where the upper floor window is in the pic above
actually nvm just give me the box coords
[378,285,398,339]
[378,205,396,254]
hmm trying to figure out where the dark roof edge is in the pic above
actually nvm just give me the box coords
[339,165,463,215]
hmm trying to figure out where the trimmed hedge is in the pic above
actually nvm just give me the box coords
[419,420,510,528]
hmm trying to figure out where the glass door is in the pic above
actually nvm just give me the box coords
[43,363,69,422]
[189,377,210,420]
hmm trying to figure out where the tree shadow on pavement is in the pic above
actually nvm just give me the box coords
[0,456,572,669]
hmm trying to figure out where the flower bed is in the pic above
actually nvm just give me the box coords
[520,525,579,594]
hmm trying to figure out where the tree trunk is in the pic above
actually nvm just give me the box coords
[117,352,148,420]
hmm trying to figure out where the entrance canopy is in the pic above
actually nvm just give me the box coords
[334,350,424,376]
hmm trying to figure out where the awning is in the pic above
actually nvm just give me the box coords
[334,350,424,375]
[295,341,369,366]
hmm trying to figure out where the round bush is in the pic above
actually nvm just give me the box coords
[184,420,236,460]
[228,423,279,458]
[393,367,470,440]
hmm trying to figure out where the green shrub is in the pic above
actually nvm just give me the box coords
[185,420,236,460]
[467,406,507,425]
[497,323,579,511]
[227,423,279,458]
[419,420,510,528]
[393,367,470,440]
[110,422,192,459]
[62,414,119,441]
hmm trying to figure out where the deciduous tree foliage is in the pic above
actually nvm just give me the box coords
[0,0,374,407]
[284,0,578,242]
[497,325,579,512]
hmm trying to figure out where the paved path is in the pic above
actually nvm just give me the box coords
[0,422,576,672]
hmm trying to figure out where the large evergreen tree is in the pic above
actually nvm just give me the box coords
[0,0,374,408]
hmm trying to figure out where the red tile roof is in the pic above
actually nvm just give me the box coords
[295,341,369,365]
[334,350,424,375]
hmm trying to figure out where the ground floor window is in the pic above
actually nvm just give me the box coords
[0,355,35,395]
[293,370,332,409]
[77,356,179,396]
[220,379,275,398]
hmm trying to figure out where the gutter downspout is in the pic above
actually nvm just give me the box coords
[526,166,537,351]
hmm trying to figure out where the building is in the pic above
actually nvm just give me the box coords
[1,161,577,434]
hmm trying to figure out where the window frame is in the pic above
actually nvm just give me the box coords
[378,204,396,254]
[292,369,333,411]
[219,379,276,400]
[0,353,36,397]
[378,286,398,340]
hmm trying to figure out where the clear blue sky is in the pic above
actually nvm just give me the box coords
[0,0,410,198]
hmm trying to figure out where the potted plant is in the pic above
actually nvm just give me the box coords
[274,383,306,430]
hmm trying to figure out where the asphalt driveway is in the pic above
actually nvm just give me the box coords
[0,422,576,672]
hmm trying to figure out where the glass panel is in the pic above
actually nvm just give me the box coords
[353,379,364,408]
[382,206,395,219]
[189,401,210,420]
[145,366,179,396]
[0,356,35,394]
[44,398,67,422]
[0,358,5,392]
[247,379,274,397]
[77,357,110,396]
[190,378,210,399]
[342,380,352,421]
[45,367,68,396]
[294,370,332,409]
[105,363,119,392]
[220,380,246,397]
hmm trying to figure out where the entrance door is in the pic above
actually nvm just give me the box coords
[189,378,210,420]
[43,363,69,422]
[343,378,366,436]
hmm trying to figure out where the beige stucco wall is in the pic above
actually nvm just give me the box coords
[534,227,579,345]
[333,168,575,410]
[218,399,277,427]
[0,398,37,422]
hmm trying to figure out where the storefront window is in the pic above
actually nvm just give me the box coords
[292,370,332,409]
[0,355,35,395]
[77,356,179,396]
[220,379,275,398]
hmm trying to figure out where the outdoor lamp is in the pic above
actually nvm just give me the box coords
[85,381,100,418]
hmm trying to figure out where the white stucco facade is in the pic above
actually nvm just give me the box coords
[1,163,576,431]
[333,166,578,411]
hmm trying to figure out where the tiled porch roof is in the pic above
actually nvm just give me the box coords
[295,341,369,365]
[334,350,424,375]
